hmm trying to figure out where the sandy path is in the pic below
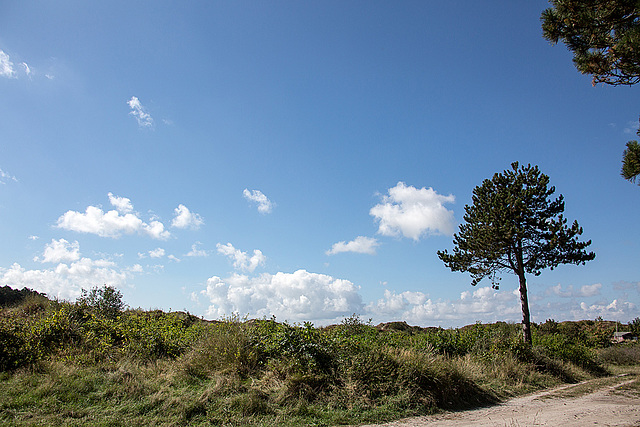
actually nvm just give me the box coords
[359,375,640,426]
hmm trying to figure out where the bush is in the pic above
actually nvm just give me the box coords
[76,285,125,320]
[598,343,640,365]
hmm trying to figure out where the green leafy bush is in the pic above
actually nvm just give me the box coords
[76,285,125,320]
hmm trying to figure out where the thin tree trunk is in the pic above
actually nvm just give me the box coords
[518,272,532,344]
[514,242,532,345]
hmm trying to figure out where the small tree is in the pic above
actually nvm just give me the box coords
[437,163,595,344]
[77,285,126,319]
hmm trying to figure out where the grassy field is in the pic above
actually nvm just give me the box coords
[1,285,638,426]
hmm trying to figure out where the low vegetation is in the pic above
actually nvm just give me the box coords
[0,285,637,426]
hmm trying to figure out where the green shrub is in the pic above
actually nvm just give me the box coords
[120,311,202,360]
[597,343,640,365]
[178,317,257,379]
[76,285,125,320]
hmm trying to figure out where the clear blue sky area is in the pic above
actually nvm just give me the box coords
[1,1,638,327]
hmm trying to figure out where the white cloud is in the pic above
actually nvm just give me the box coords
[171,204,204,229]
[0,168,18,184]
[167,254,181,262]
[28,235,39,240]
[574,299,636,321]
[546,283,602,298]
[0,241,139,300]
[0,50,16,78]
[370,182,455,241]
[326,236,379,255]
[200,269,363,323]
[127,96,154,128]
[366,286,521,325]
[623,120,639,135]
[56,195,170,240]
[186,242,209,257]
[22,62,30,77]
[37,238,80,263]
[579,283,602,297]
[148,248,165,258]
[243,189,274,214]
[216,242,266,272]
[143,220,171,240]
[547,284,574,297]
[108,192,134,214]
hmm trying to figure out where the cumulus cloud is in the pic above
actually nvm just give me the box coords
[37,238,80,263]
[574,299,636,320]
[186,242,209,257]
[0,168,18,184]
[366,286,521,325]
[56,194,170,240]
[243,189,274,214]
[0,50,16,78]
[216,243,266,272]
[148,248,165,258]
[370,182,455,241]
[326,236,379,255]
[108,192,134,214]
[200,269,362,323]
[1,241,139,300]
[127,96,154,128]
[171,204,204,229]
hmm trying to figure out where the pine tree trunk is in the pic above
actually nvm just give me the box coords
[517,272,532,344]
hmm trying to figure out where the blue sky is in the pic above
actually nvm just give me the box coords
[1,1,638,327]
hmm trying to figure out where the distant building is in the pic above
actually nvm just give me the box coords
[612,331,637,343]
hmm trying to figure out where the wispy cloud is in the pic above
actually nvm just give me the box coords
[0,50,16,78]
[370,182,455,240]
[127,96,154,128]
[243,189,274,214]
[216,242,266,272]
[623,120,639,135]
[21,62,31,77]
[171,204,204,229]
[326,236,379,255]
[546,283,602,298]
[0,168,18,184]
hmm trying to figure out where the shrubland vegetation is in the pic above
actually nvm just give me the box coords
[1,285,638,426]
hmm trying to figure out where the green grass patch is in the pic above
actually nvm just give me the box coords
[0,287,635,426]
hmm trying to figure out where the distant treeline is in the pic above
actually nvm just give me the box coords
[0,286,46,308]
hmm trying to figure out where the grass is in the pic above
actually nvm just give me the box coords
[1,287,637,426]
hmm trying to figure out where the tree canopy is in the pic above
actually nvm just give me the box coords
[622,139,640,183]
[438,163,595,343]
[541,1,640,185]
[541,0,640,86]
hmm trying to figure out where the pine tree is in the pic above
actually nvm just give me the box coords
[542,1,640,185]
[438,163,595,344]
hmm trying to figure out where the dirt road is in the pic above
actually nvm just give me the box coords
[360,374,640,426]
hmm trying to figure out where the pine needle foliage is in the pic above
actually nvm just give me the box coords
[622,140,640,183]
[541,0,640,87]
[438,163,595,344]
